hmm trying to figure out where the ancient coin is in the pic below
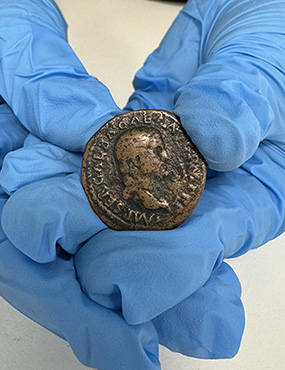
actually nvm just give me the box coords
[81,110,206,230]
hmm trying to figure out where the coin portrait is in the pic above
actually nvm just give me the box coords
[81,110,206,230]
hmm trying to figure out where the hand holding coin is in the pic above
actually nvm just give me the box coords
[81,110,206,230]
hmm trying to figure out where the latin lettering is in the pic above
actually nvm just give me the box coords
[118,120,128,130]
[99,139,109,150]
[104,196,117,208]
[94,162,103,172]
[113,202,122,214]
[128,210,155,226]
[93,175,104,185]
[106,129,117,140]
[93,151,107,160]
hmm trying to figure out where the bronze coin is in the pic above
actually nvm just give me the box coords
[81,110,206,230]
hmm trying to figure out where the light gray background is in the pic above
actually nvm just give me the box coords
[1,1,285,369]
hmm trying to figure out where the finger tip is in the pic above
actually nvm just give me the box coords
[0,152,23,195]
[175,112,256,172]
[174,81,261,171]
[0,178,77,262]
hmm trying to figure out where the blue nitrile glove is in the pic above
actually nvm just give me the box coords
[0,1,160,369]
[0,0,122,262]
[0,129,245,363]
[0,104,28,168]
[0,0,121,151]
[0,0,246,363]
[1,136,245,360]
[0,201,160,370]
[72,0,285,334]
[0,126,161,370]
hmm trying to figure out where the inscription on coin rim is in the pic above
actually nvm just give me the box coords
[81,110,206,230]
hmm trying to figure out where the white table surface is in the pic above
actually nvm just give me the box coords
[1,1,285,369]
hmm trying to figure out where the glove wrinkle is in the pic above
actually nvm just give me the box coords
[0,1,121,151]
[0,235,160,370]
[0,1,284,368]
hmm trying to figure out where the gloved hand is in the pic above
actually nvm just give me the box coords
[0,197,160,370]
[0,122,245,366]
[73,0,285,330]
[0,104,28,167]
[0,1,160,369]
[0,0,245,367]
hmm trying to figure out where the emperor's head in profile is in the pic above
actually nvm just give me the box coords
[115,127,174,210]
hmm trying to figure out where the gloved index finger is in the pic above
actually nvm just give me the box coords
[125,3,202,112]
[0,0,121,152]
[173,0,285,171]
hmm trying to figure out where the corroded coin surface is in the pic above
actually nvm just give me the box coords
[81,110,206,230]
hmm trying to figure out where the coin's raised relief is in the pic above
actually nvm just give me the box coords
[81,110,206,230]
